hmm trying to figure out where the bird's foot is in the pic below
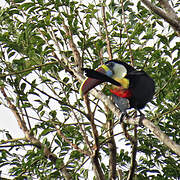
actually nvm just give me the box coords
[136,110,145,126]
[138,113,145,127]
[119,112,128,123]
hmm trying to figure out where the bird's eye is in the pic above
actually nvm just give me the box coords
[106,62,114,69]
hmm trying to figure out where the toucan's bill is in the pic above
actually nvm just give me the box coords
[79,65,107,97]
[80,65,122,97]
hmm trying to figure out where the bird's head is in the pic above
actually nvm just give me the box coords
[80,60,134,97]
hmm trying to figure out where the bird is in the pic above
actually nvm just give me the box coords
[80,60,155,122]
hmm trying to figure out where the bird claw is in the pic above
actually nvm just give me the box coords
[138,113,145,127]
[119,111,145,126]
[136,110,145,126]
[119,112,128,123]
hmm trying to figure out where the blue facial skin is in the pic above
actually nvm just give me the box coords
[106,70,113,77]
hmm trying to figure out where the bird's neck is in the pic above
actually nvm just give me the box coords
[110,87,132,98]
[111,77,129,89]
[110,77,131,98]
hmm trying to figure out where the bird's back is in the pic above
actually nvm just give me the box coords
[128,71,155,109]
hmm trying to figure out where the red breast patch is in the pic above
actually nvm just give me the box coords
[110,88,132,98]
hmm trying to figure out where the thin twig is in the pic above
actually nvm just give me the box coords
[102,5,113,61]
[0,138,26,145]
[22,78,89,119]
[84,95,99,151]
[0,143,35,148]
[53,123,90,156]
[0,62,58,78]
[120,0,134,66]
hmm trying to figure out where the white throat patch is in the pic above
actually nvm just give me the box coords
[113,64,127,79]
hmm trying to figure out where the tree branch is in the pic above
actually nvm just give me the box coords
[22,78,89,119]
[121,121,137,179]
[141,0,180,36]
[107,115,117,179]
[125,115,179,154]
[127,125,137,180]
[62,22,82,70]
[158,0,179,22]
[104,105,117,179]
[84,95,105,180]
[121,0,134,66]
[102,5,113,61]
[0,143,35,148]
[0,138,26,144]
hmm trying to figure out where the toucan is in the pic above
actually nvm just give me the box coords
[80,60,155,122]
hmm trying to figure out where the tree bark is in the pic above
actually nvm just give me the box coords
[141,0,180,36]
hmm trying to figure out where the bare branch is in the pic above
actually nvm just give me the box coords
[126,115,180,157]
[158,0,179,22]
[0,87,29,135]
[84,95,98,147]
[70,108,93,155]
[121,122,137,179]
[0,138,26,145]
[62,22,82,69]
[141,0,180,36]
[104,105,117,179]
[91,155,106,180]
[117,169,123,180]
[84,95,105,180]
[0,143,35,148]
[107,114,117,179]
[121,123,136,144]
[127,126,137,180]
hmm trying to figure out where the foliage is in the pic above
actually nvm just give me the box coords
[0,0,179,179]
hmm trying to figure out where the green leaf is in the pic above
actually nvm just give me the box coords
[49,110,57,118]
[40,110,45,117]
[21,103,31,108]
[40,129,54,137]
[157,34,169,46]
[37,104,43,112]
[61,106,71,112]
[14,0,25,3]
